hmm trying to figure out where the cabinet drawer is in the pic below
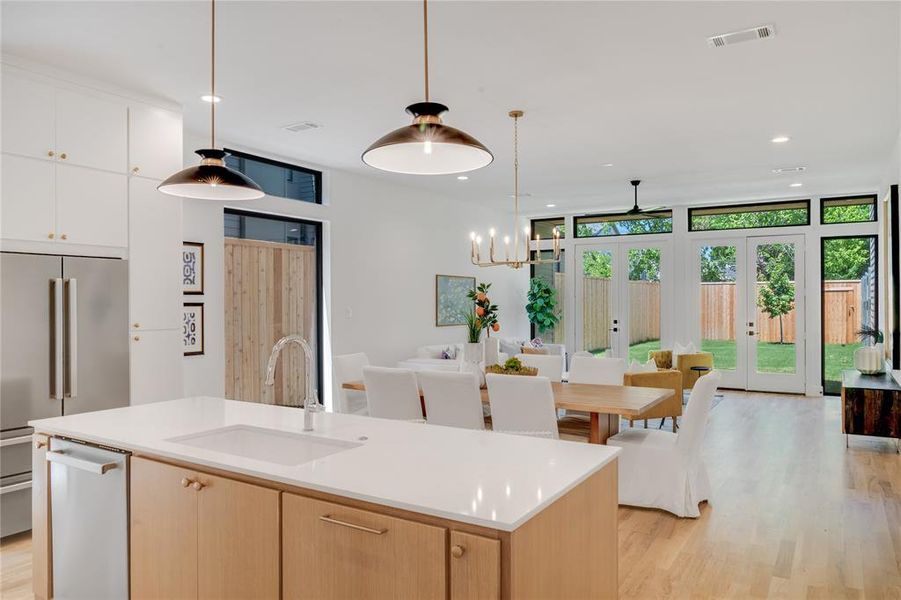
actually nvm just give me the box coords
[282,493,446,600]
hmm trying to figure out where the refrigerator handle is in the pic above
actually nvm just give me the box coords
[53,278,64,402]
[66,278,78,400]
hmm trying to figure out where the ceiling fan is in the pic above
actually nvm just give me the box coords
[625,179,666,215]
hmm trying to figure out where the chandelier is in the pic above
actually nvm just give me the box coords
[469,110,560,269]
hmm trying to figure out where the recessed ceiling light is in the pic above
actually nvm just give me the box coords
[546,203,556,208]
[789,182,803,188]
[457,175,469,181]
[602,163,614,167]
[771,135,790,144]
[201,94,222,103]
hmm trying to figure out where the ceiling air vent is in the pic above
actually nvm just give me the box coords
[282,121,322,133]
[772,166,807,174]
[708,24,776,48]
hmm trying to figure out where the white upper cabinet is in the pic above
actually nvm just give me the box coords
[129,177,182,330]
[55,164,128,247]
[1,155,55,242]
[1,73,55,160]
[129,105,183,181]
[130,328,184,406]
[56,88,128,173]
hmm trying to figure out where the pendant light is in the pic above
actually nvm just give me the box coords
[361,0,492,175]
[158,0,264,201]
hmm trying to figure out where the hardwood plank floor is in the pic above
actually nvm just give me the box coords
[2,391,898,599]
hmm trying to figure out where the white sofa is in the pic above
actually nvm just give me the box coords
[400,339,564,372]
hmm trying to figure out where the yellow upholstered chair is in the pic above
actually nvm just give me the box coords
[649,349,714,390]
[623,369,683,431]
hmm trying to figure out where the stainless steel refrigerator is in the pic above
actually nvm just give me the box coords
[1,252,129,537]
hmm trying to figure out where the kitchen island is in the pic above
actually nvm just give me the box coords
[31,397,620,599]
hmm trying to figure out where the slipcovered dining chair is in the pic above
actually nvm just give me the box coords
[606,370,721,518]
[333,353,370,415]
[419,371,485,430]
[515,353,565,382]
[568,355,626,385]
[485,374,559,439]
[362,366,423,422]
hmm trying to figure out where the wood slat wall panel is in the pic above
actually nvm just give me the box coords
[224,238,317,405]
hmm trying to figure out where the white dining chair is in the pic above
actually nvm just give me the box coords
[572,351,594,358]
[568,355,626,385]
[607,371,721,518]
[515,353,565,382]
[333,353,370,415]
[485,374,559,439]
[419,371,485,430]
[362,366,423,421]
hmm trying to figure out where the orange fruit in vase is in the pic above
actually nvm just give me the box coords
[475,306,485,316]
[491,323,500,332]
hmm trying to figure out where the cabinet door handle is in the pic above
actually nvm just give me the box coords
[133,336,140,342]
[47,150,55,158]
[48,233,55,239]
[133,323,140,329]
[319,515,387,535]
[60,153,67,160]
[132,166,140,174]
[451,545,465,558]
[181,477,191,487]
[191,481,204,491]
[60,234,68,240]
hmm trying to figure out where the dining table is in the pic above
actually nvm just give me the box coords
[341,380,673,445]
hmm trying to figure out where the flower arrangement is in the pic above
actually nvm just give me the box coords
[486,356,538,376]
[466,282,500,337]
[464,311,482,344]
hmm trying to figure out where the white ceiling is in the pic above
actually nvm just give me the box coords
[3,1,899,215]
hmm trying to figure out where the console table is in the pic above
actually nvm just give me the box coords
[840,370,901,451]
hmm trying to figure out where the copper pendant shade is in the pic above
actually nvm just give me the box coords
[158,0,264,201]
[362,1,492,175]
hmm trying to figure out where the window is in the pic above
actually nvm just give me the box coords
[689,200,809,232]
[223,210,323,404]
[821,195,877,224]
[575,211,672,238]
[224,149,322,204]
[532,218,565,239]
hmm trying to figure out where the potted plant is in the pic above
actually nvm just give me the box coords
[526,278,559,336]
[467,282,501,365]
[462,311,485,386]
[854,325,885,375]
[485,356,538,377]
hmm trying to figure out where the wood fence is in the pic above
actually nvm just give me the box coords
[224,238,318,405]
[552,274,862,348]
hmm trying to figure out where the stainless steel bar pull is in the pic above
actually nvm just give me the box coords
[53,278,64,401]
[46,450,118,475]
[66,278,78,400]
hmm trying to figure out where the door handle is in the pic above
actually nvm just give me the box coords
[66,278,78,401]
[46,450,118,475]
[52,278,64,402]
[319,515,387,535]
[609,327,618,332]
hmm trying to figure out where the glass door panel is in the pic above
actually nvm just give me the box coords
[577,246,618,357]
[698,243,740,373]
[627,247,663,363]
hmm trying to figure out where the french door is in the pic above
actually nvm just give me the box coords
[692,234,805,393]
[576,240,672,362]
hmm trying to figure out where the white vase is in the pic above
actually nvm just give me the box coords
[460,342,485,387]
[483,337,500,367]
[854,343,885,375]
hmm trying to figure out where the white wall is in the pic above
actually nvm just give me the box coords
[181,132,529,408]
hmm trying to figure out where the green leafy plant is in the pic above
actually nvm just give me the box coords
[857,325,884,345]
[464,311,482,344]
[505,357,523,370]
[525,278,559,333]
[757,260,795,344]
[466,282,500,337]
[485,356,538,376]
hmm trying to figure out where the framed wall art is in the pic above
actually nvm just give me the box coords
[183,242,205,295]
[183,303,204,356]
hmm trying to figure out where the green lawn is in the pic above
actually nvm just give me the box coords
[593,338,860,384]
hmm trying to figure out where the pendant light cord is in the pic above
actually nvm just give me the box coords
[513,113,520,258]
[422,0,429,102]
[210,0,216,149]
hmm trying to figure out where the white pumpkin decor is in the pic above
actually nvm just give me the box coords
[854,327,885,375]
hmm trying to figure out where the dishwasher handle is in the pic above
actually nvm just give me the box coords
[46,450,118,475]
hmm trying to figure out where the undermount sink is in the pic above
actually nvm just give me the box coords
[167,425,361,466]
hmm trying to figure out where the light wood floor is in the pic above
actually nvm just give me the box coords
[2,391,899,599]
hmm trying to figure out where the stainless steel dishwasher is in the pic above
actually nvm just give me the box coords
[48,437,129,599]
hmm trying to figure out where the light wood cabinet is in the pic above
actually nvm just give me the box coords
[129,329,184,405]
[1,154,55,243]
[55,88,127,173]
[450,531,501,600]
[128,177,182,330]
[55,164,128,247]
[128,105,183,181]
[282,493,447,599]
[130,457,280,600]
[1,73,55,161]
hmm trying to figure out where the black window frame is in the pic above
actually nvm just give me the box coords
[819,194,878,225]
[688,199,811,232]
[224,208,325,404]
[531,217,566,240]
[574,210,673,238]
[224,147,323,204]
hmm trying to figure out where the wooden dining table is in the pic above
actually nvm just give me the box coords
[341,380,673,445]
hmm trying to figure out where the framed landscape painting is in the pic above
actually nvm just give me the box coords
[436,275,476,327]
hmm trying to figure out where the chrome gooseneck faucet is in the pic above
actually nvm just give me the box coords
[265,334,320,431]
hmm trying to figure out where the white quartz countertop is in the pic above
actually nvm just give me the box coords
[30,397,619,531]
